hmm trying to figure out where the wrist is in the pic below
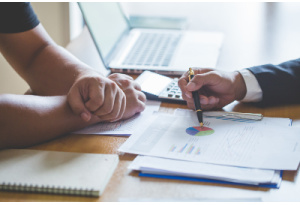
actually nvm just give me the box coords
[77,68,103,78]
[233,71,247,101]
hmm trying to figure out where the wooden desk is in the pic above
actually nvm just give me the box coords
[1,2,300,202]
[1,101,300,202]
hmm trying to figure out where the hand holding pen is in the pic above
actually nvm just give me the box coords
[188,68,203,127]
[178,68,247,111]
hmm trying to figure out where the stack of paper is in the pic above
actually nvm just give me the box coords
[119,109,300,188]
[130,156,282,188]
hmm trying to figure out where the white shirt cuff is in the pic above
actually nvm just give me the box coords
[238,69,263,102]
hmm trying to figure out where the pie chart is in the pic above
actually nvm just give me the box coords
[186,126,214,136]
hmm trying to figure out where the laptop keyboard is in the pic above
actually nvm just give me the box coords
[122,32,182,67]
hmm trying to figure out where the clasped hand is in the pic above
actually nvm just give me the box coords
[67,71,146,122]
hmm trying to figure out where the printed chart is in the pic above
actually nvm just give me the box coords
[206,116,255,123]
[169,144,201,155]
[186,126,214,136]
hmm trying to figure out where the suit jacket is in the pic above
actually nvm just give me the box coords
[247,58,300,107]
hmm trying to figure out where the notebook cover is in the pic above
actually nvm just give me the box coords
[0,149,119,197]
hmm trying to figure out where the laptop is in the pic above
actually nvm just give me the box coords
[78,2,223,76]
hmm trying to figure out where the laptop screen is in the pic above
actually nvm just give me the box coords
[78,2,130,67]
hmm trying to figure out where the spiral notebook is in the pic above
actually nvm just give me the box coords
[0,149,119,197]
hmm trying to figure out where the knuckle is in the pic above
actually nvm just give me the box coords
[84,76,103,87]
[84,76,96,82]
[120,79,131,87]
[210,71,221,77]
[108,73,118,79]
[126,75,134,80]
[108,81,117,90]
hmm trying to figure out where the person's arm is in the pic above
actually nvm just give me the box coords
[0,9,146,122]
[0,94,101,150]
[178,58,300,110]
[0,24,91,96]
[247,58,300,106]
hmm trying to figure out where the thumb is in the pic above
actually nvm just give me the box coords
[186,72,219,91]
[186,81,197,91]
[80,109,92,122]
[67,90,92,122]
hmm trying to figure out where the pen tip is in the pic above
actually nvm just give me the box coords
[200,122,203,127]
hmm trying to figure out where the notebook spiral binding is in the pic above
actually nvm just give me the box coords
[0,182,99,197]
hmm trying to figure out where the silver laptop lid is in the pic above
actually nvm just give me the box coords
[78,2,130,69]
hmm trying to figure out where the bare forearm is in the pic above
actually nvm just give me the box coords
[0,25,98,96]
[0,94,99,149]
[23,44,95,95]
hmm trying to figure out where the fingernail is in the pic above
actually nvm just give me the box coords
[81,112,91,122]
[185,92,192,98]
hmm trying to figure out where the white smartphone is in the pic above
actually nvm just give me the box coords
[135,71,185,103]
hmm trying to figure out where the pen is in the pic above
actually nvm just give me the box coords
[188,68,203,127]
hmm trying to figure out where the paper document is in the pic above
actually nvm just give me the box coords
[73,100,161,135]
[119,113,300,170]
[129,156,281,185]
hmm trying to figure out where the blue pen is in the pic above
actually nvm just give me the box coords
[188,68,203,127]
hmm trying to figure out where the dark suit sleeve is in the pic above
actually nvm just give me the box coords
[247,58,300,107]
